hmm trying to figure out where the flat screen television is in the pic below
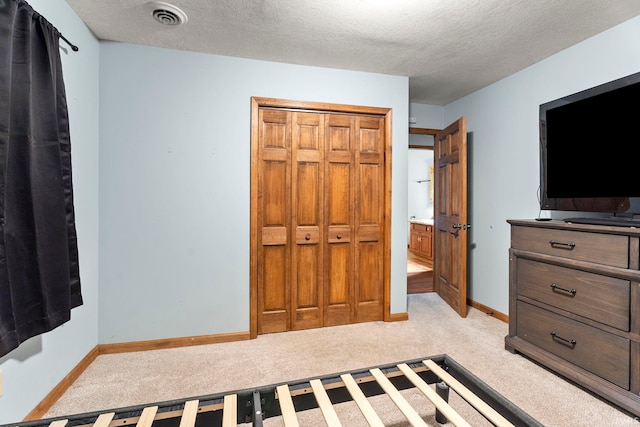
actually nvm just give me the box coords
[539,70,640,226]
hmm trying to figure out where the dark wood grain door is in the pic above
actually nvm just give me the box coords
[434,117,469,317]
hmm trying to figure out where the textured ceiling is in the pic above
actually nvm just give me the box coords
[66,0,640,105]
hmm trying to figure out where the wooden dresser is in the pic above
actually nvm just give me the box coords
[505,219,640,416]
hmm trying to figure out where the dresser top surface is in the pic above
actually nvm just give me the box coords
[508,219,640,236]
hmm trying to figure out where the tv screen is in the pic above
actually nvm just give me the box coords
[539,71,640,222]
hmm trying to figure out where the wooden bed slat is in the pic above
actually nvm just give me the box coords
[340,373,385,427]
[276,384,300,427]
[397,364,471,427]
[309,379,342,426]
[370,368,428,427]
[93,413,115,427]
[222,395,237,427]
[136,406,158,427]
[48,420,68,427]
[423,360,514,427]
[178,400,199,427]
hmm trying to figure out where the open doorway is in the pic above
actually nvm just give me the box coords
[407,128,438,294]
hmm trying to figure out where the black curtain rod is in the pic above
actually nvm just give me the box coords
[26,0,79,52]
[59,33,79,52]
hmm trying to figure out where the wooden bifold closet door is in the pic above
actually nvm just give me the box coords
[250,98,391,336]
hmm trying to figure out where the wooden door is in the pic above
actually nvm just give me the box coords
[251,98,392,337]
[354,116,385,322]
[255,109,292,333]
[324,114,355,326]
[434,117,468,317]
[291,112,324,330]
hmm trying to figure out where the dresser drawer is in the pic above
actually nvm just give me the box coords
[511,226,629,268]
[517,301,630,389]
[516,258,630,331]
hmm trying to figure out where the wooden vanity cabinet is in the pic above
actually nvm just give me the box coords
[505,219,640,416]
[409,222,433,261]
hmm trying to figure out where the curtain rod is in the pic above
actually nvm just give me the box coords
[59,33,79,52]
[26,0,79,52]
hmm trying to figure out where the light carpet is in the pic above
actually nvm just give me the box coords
[43,293,640,426]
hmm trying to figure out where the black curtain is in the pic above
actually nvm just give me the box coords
[0,0,82,357]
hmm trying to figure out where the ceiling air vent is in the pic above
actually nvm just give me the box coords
[146,2,188,26]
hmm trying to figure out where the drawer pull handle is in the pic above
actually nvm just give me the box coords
[305,234,311,241]
[550,331,576,347]
[337,233,342,239]
[550,283,577,296]
[549,240,576,250]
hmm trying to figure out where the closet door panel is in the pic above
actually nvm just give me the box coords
[355,117,384,322]
[291,112,324,330]
[257,109,291,333]
[324,115,355,326]
[259,160,288,333]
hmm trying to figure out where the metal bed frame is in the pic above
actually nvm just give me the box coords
[6,354,542,427]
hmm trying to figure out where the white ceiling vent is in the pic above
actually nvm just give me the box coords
[145,2,188,26]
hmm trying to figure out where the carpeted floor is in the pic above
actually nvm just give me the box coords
[43,293,640,426]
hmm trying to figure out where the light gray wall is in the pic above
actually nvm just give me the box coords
[98,42,410,343]
[409,103,444,129]
[407,149,434,221]
[444,16,640,314]
[0,0,100,423]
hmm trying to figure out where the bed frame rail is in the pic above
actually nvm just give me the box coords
[6,355,542,427]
